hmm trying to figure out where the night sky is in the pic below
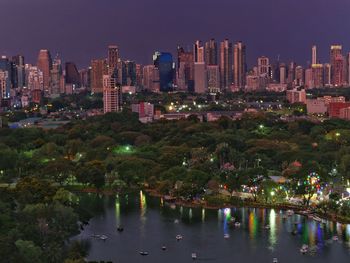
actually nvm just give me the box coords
[1,0,350,68]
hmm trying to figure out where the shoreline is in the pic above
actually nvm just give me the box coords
[68,186,350,225]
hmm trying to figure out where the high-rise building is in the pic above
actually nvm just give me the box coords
[330,45,342,85]
[347,53,350,86]
[220,39,233,90]
[333,54,344,86]
[324,63,332,86]
[26,66,44,91]
[177,46,194,92]
[305,68,313,88]
[279,63,286,84]
[194,40,205,63]
[103,75,122,113]
[125,61,136,86]
[0,56,11,97]
[207,65,220,93]
[311,64,324,88]
[153,52,174,92]
[233,41,247,89]
[65,62,81,89]
[0,71,9,99]
[79,68,90,89]
[312,45,317,65]
[205,39,218,65]
[295,66,304,86]
[91,59,106,93]
[287,62,296,86]
[143,65,158,91]
[37,50,52,94]
[194,62,207,94]
[136,64,143,87]
[108,45,119,79]
[258,56,270,77]
[12,55,25,89]
[50,56,62,96]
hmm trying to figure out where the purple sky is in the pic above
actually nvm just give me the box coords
[1,0,350,68]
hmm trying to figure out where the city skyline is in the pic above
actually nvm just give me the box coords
[1,0,350,67]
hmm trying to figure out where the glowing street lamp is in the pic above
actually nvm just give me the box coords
[270,191,275,196]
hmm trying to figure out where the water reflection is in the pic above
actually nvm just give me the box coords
[248,211,257,241]
[269,209,277,249]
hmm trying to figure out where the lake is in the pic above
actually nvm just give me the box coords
[74,191,350,263]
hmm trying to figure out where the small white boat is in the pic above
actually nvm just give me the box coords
[139,251,149,256]
[332,236,339,241]
[176,234,183,241]
[161,246,167,250]
[192,253,197,260]
[235,222,241,227]
[273,258,278,263]
[174,219,180,224]
[91,234,101,239]
[100,235,108,241]
[265,225,271,230]
[224,234,230,239]
[286,210,294,216]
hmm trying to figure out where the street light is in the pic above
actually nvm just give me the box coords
[270,191,275,196]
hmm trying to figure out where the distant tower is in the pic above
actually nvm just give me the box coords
[103,75,122,113]
[330,45,342,85]
[205,39,218,65]
[153,52,174,92]
[37,49,52,94]
[258,56,270,76]
[312,45,317,65]
[91,59,106,93]
[220,39,233,90]
[233,41,247,89]
[108,45,119,78]
[193,40,205,63]
[65,62,81,88]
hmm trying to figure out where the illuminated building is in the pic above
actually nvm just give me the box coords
[37,49,52,94]
[103,74,122,113]
[194,62,207,93]
[0,71,9,99]
[108,45,119,78]
[50,56,62,96]
[205,38,218,65]
[220,39,233,90]
[311,64,324,88]
[153,52,174,92]
[323,63,331,86]
[207,65,220,93]
[91,59,106,93]
[286,89,306,104]
[258,56,270,77]
[312,45,317,65]
[233,41,247,89]
[193,40,205,63]
[333,54,344,86]
[330,45,343,86]
[177,46,194,92]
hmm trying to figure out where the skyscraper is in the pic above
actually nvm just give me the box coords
[65,62,81,88]
[233,41,247,89]
[103,74,122,113]
[311,64,324,88]
[324,63,331,86]
[12,55,25,89]
[312,45,317,65]
[207,65,220,93]
[330,45,342,86]
[91,59,106,93]
[205,39,218,65]
[108,45,119,79]
[220,39,233,90]
[50,56,63,96]
[258,56,270,77]
[37,49,52,94]
[333,54,344,86]
[194,40,205,63]
[0,56,11,98]
[177,46,194,92]
[0,71,9,99]
[194,62,207,94]
[153,52,174,92]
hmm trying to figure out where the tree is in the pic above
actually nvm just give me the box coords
[15,239,43,263]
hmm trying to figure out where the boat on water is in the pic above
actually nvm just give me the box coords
[191,253,197,260]
[224,234,230,239]
[100,235,108,241]
[300,244,308,254]
[139,251,149,256]
[332,236,339,241]
[235,222,241,227]
[273,258,278,263]
[162,246,167,250]
[117,226,124,232]
[91,234,101,239]
[176,234,183,241]
[174,219,180,224]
